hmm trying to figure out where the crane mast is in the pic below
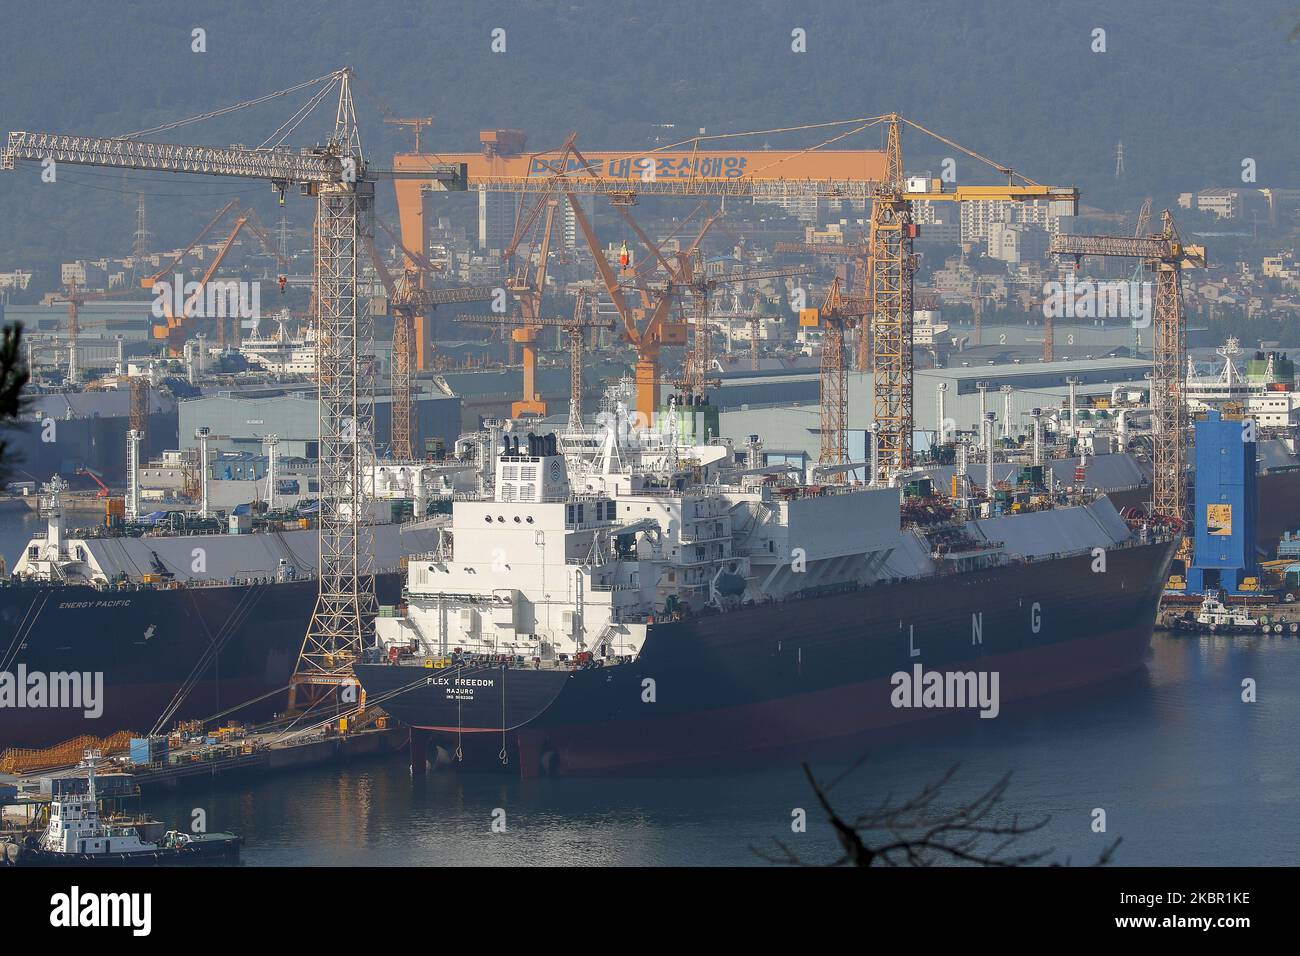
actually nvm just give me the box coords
[1050,210,1204,525]
[806,274,869,481]
[869,116,914,483]
[3,68,465,711]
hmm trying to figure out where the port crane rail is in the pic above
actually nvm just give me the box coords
[3,68,466,709]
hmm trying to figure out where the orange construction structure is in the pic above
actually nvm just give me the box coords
[390,130,889,368]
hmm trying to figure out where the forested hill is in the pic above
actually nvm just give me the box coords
[1,0,1296,274]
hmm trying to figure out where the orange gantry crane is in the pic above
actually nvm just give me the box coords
[396,118,1075,479]
[1050,211,1204,523]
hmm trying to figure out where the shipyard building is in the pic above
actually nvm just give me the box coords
[177,389,462,462]
[712,357,1153,473]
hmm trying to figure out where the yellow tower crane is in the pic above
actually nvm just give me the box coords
[1050,211,1205,524]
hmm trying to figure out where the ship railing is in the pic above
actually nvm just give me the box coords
[679,531,731,545]
[668,552,734,568]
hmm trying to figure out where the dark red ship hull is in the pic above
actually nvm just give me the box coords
[359,538,1176,776]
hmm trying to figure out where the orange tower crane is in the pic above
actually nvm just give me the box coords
[456,290,614,426]
[801,274,870,481]
[365,223,505,456]
[141,199,291,353]
[566,193,717,424]
[502,195,559,417]
[863,113,1078,482]
[775,235,873,368]
[672,259,813,401]
[56,280,141,386]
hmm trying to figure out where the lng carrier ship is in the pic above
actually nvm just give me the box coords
[355,395,1179,777]
[0,469,465,749]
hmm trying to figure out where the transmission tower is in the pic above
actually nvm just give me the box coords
[132,193,152,258]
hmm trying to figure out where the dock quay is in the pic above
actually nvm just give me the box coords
[1,720,406,824]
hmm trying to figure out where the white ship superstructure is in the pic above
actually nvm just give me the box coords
[1186,338,1300,429]
[9,475,442,586]
[374,392,1138,670]
[378,413,910,666]
[239,313,318,375]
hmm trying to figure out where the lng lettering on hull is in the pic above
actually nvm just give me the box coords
[353,395,1178,776]
[359,537,1174,774]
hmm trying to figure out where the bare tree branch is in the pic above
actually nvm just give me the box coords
[757,757,1122,868]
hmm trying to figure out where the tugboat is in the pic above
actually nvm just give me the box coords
[1176,590,1262,633]
[1,751,241,866]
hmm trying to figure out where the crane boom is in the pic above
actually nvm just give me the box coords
[1051,233,1203,263]
[4,132,340,182]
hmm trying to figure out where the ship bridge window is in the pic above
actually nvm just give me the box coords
[27,546,37,560]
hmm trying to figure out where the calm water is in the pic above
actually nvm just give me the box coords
[5,511,1298,866]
